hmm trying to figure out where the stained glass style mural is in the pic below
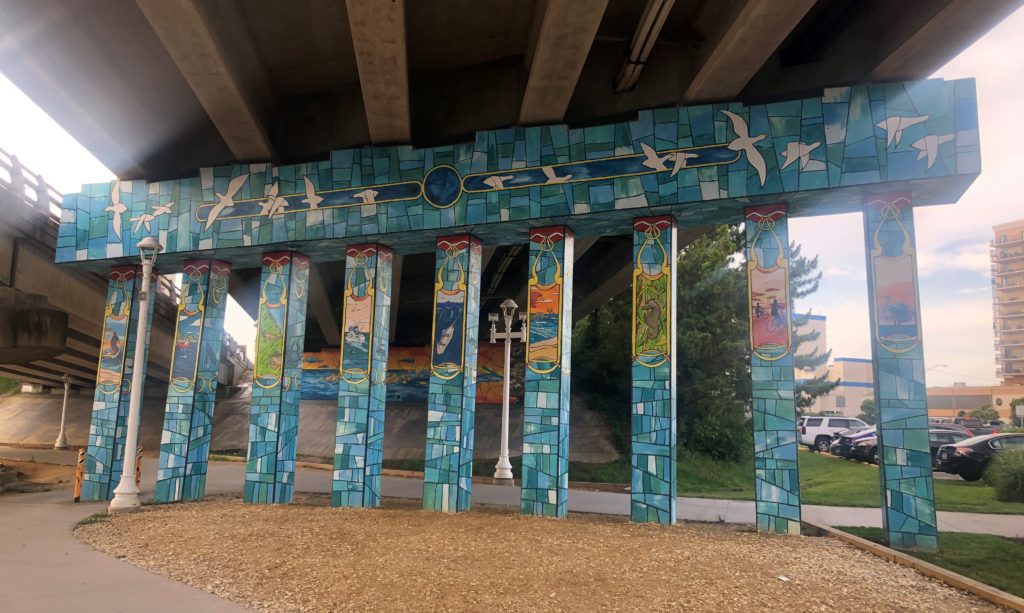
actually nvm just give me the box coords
[521,226,574,517]
[423,236,481,512]
[864,195,937,551]
[155,260,231,503]
[81,265,155,501]
[631,216,676,524]
[744,205,801,535]
[57,79,979,268]
[245,252,310,504]
[334,244,393,508]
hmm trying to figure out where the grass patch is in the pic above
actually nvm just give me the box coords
[77,512,108,527]
[842,527,1024,598]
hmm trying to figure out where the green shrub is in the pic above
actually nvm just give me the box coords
[985,449,1024,503]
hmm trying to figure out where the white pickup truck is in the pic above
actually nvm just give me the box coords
[799,416,869,452]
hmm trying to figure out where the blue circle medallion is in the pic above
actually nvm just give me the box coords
[423,165,462,209]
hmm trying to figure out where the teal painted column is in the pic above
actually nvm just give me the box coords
[155,260,231,503]
[423,235,482,512]
[863,195,938,551]
[521,226,574,517]
[744,204,801,534]
[333,244,393,508]
[81,265,155,501]
[630,216,677,524]
[245,252,310,504]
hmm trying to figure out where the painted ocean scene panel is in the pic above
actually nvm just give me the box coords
[432,290,465,370]
[341,293,372,377]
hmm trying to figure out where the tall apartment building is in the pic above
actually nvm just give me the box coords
[993,219,1024,385]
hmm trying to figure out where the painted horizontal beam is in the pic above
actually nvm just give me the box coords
[56,78,979,270]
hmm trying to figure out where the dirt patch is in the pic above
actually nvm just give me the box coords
[75,494,1003,612]
[0,459,74,495]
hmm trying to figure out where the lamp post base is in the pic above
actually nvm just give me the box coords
[108,488,142,513]
[53,436,68,451]
[493,458,514,481]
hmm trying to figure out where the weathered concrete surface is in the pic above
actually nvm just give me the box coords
[0,389,621,463]
[0,287,68,363]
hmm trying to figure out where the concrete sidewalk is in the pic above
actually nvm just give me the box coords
[3,446,1022,537]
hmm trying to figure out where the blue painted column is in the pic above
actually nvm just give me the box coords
[521,226,574,517]
[155,260,231,503]
[423,235,482,512]
[333,244,393,508]
[245,252,310,504]
[863,195,938,551]
[630,216,677,524]
[81,265,155,501]
[744,204,801,534]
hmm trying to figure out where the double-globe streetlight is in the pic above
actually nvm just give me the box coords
[53,373,72,450]
[108,236,163,513]
[488,298,525,481]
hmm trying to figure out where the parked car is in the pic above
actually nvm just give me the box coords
[953,417,999,436]
[851,427,971,465]
[829,427,875,458]
[800,416,869,452]
[935,433,1024,481]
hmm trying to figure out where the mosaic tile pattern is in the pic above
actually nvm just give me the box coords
[154,260,231,503]
[863,196,937,551]
[745,205,801,535]
[245,252,310,504]
[333,244,393,508]
[81,265,154,501]
[521,226,574,517]
[56,79,979,267]
[631,216,677,524]
[423,236,481,512]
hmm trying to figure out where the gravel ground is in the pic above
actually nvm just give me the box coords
[76,494,1003,612]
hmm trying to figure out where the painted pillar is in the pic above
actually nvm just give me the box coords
[744,204,801,534]
[630,216,677,524]
[863,195,937,551]
[521,226,574,517]
[244,252,310,504]
[81,265,155,501]
[155,260,231,503]
[333,244,393,508]
[423,235,482,512]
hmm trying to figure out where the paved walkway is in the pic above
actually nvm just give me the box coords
[2,446,1023,611]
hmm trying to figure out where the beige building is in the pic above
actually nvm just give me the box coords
[993,219,1024,385]
[927,383,1024,422]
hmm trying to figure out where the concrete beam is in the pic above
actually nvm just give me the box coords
[136,0,275,161]
[684,0,816,103]
[346,0,411,143]
[307,264,341,347]
[869,0,1024,81]
[519,0,608,125]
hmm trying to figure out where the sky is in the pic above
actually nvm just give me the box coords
[1,9,1022,386]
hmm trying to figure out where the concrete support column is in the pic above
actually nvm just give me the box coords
[630,216,677,524]
[155,260,231,503]
[81,265,155,501]
[245,252,310,504]
[744,204,801,534]
[423,235,482,512]
[863,195,938,550]
[333,244,393,508]
[521,226,574,517]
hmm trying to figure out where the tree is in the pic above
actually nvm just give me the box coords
[969,405,999,421]
[857,397,876,425]
[789,243,840,412]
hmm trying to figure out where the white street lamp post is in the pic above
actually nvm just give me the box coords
[108,236,162,513]
[489,298,525,481]
[54,373,71,450]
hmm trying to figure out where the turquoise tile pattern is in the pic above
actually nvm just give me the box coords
[154,260,231,503]
[333,244,393,508]
[744,204,801,535]
[631,216,677,524]
[521,226,574,517]
[423,236,482,512]
[56,79,979,268]
[81,265,154,501]
[863,196,937,551]
[244,252,310,504]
